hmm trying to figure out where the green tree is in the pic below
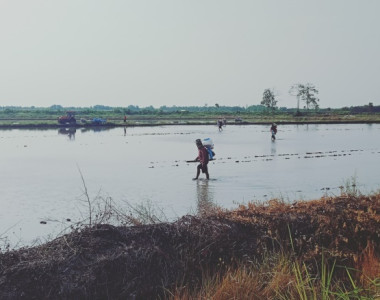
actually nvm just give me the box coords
[290,83,319,113]
[261,89,278,112]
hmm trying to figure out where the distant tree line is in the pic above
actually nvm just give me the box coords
[0,104,267,115]
[0,98,379,115]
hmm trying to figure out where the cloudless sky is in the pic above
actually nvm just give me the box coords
[1,0,379,108]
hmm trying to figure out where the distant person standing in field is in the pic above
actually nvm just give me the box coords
[270,123,277,140]
[124,115,127,123]
[193,139,210,180]
[217,119,223,131]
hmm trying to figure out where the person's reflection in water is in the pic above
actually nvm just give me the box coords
[271,139,276,156]
[196,180,215,217]
[58,128,76,140]
[124,126,127,136]
[68,129,76,140]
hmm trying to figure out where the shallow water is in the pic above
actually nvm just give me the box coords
[1,124,380,246]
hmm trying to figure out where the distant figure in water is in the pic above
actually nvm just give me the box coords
[270,123,277,141]
[124,115,127,123]
[217,119,223,131]
[193,139,210,180]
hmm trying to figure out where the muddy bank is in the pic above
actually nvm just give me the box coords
[1,120,380,129]
[0,194,379,299]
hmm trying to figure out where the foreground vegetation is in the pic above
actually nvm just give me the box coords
[0,189,379,299]
[1,105,380,127]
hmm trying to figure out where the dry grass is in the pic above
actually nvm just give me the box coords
[169,250,379,300]
[0,192,378,299]
[356,240,380,288]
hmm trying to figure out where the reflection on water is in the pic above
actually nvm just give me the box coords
[80,126,112,133]
[58,128,76,140]
[271,140,276,155]
[57,126,115,139]
[196,180,215,217]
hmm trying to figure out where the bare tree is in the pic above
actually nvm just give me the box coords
[290,83,319,113]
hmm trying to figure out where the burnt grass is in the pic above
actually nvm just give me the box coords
[0,194,379,299]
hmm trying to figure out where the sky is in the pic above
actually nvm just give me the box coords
[0,0,379,109]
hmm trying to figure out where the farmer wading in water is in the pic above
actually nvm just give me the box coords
[193,139,210,180]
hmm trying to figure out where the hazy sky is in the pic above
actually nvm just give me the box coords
[1,0,379,108]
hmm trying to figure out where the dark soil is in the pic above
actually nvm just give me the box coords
[0,194,379,299]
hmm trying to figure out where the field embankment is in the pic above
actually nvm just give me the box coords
[1,112,380,128]
[0,193,379,299]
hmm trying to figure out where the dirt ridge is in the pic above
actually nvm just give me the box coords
[0,194,379,299]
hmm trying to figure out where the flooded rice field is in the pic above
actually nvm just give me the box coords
[1,124,380,246]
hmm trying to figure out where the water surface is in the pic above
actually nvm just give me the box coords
[1,124,379,246]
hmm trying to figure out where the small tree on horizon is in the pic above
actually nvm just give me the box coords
[290,83,319,113]
[261,89,278,113]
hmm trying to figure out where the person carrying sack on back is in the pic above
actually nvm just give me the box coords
[193,139,210,180]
